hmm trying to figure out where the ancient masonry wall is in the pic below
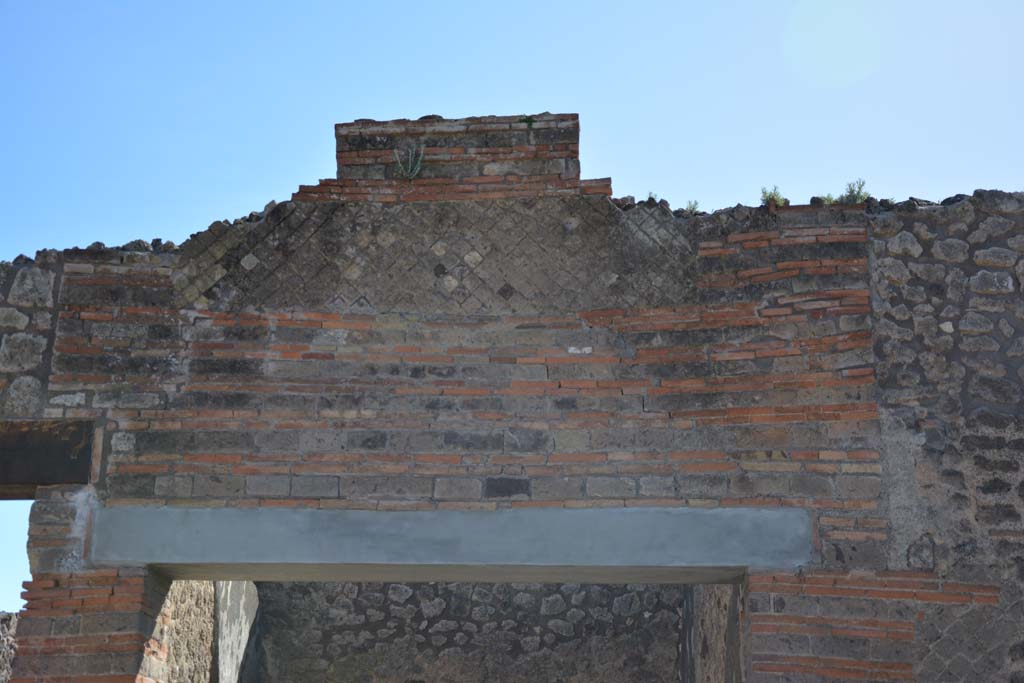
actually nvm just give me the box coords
[137,581,216,683]
[0,257,59,418]
[292,113,611,204]
[1,613,16,683]
[0,113,1021,682]
[240,581,742,683]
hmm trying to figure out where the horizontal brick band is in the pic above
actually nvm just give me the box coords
[749,570,1000,605]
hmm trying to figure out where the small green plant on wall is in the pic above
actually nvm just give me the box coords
[823,178,869,204]
[393,145,425,179]
[760,185,790,207]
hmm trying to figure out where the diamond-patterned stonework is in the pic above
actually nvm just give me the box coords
[173,196,695,314]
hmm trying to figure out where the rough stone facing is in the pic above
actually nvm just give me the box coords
[0,376,43,417]
[138,580,216,683]
[0,613,15,683]
[240,581,739,683]
[865,191,1024,682]
[7,268,54,309]
[0,333,46,372]
[0,259,57,420]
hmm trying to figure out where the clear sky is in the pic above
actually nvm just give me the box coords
[0,0,1021,610]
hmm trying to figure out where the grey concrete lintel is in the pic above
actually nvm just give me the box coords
[91,505,812,584]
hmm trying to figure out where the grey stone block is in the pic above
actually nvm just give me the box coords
[586,477,636,498]
[299,430,346,454]
[193,475,244,497]
[532,477,584,500]
[0,333,46,372]
[291,476,340,498]
[341,476,433,499]
[0,375,43,417]
[639,477,676,497]
[7,268,54,308]
[433,478,482,500]
[0,308,29,330]
[246,476,291,497]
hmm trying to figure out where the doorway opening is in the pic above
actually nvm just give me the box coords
[233,579,743,683]
[0,500,31,613]
[0,499,31,683]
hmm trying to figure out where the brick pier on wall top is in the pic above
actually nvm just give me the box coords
[0,112,1022,682]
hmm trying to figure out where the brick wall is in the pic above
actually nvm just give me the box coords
[2,113,1022,681]
[14,571,213,683]
[14,564,161,683]
[293,113,611,203]
[45,213,881,530]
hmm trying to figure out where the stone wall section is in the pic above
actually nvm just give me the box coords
[15,195,896,681]
[688,584,743,683]
[11,192,1021,681]
[215,581,259,683]
[868,191,1024,681]
[33,200,878,533]
[0,613,16,683]
[0,258,60,418]
[170,197,694,313]
[241,581,741,683]
[138,580,215,683]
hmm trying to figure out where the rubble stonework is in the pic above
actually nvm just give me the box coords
[138,581,216,683]
[0,613,15,683]
[241,582,742,682]
[0,260,57,418]
[868,194,1024,680]
[0,113,1021,682]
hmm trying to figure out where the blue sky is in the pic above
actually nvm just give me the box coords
[0,0,1021,610]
